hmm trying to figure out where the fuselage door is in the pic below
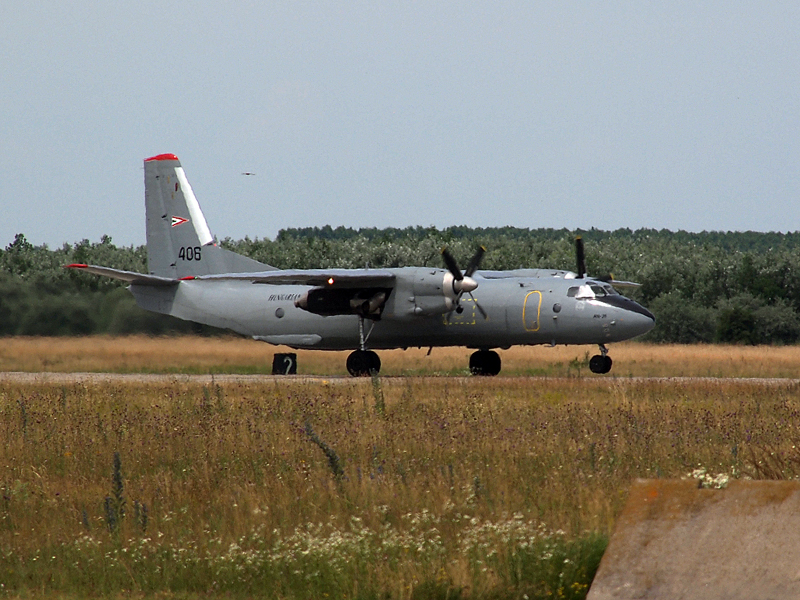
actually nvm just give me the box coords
[523,290,542,332]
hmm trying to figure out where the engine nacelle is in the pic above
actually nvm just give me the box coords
[295,287,390,318]
[409,269,479,316]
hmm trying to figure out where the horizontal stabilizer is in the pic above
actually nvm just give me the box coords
[65,264,177,286]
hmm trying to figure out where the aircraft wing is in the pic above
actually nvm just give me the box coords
[190,269,397,288]
[65,264,178,286]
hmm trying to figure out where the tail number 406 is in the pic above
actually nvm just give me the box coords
[179,246,202,261]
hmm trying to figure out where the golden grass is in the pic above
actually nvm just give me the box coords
[2,335,800,378]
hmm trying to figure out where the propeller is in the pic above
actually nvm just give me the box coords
[596,274,641,289]
[573,235,641,288]
[441,246,488,319]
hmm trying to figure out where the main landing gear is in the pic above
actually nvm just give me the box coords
[347,348,503,377]
[469,349,501,376]
[347,349,381,377]
[589,344,613,374]
[347,316,381,377]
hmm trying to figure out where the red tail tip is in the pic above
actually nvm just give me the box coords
[144,153,180,162]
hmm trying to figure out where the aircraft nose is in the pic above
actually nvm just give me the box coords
[620,302,655,338]
[599,294,655,339]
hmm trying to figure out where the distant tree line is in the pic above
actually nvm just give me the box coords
[4,227,800,344]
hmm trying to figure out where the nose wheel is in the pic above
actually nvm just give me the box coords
[589,345,613,374]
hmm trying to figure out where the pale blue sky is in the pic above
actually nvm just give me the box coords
[2,2,799,247]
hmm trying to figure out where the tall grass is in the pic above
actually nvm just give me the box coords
[2,376,798,598]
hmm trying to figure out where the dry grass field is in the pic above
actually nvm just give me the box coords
[2,335,800,378]
[2,337,800,598]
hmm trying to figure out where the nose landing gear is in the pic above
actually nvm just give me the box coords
[589,344,613,374]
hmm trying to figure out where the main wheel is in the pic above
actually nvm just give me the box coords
[589,354,612,374]
[346,350,381,377]
[469,350,501,376]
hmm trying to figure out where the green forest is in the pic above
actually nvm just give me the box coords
[3,226,800,344]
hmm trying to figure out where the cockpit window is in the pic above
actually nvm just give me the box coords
[590,285,607,297]
[569,283,619,298]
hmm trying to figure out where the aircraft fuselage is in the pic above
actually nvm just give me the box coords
[130,267,654,351]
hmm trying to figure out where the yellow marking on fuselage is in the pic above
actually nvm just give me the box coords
[523,291,542,332]
[443,298,478,326]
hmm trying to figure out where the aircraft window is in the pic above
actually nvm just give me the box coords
[590,285,607,296]
[603,284,619,295]
[567,287,579,297]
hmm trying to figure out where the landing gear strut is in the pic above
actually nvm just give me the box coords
[347,316,381,377]
[469,349,501,376]
[589,344,613,374]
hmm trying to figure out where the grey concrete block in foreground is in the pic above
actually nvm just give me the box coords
[588,479,800,600]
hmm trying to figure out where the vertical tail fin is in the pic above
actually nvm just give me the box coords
[144,154,270,278]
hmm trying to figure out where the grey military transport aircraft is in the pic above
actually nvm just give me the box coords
[68,154,655,376]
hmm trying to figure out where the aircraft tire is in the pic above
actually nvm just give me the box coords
[367,351,381,374]
[347,350,381,377]
[469,350,501,376]
[589,355,613,374]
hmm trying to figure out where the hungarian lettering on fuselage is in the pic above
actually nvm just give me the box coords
[67,154,655,376]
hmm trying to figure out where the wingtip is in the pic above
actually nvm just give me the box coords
[65,263,88,269]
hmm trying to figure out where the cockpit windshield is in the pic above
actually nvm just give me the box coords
[568,283,619,299]
[603,284,619,295]
[590,285,606,296]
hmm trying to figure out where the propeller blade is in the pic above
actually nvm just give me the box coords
[575,236,586,279]
[441,248,464,281]
[604,278,641,288]
[596,273,641,288]
[464,246,486,277]
[469,292,489,319]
